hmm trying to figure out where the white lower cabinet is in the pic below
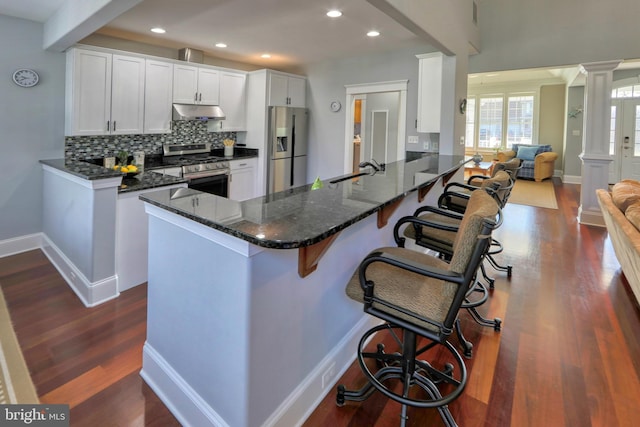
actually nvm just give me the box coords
[229,158,256,201]
[116,183,186,291]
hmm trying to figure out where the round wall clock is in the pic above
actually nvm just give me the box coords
[12,68,39,87]
[330,101,342,112]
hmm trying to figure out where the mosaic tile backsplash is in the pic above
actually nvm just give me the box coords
[65,121,237,160]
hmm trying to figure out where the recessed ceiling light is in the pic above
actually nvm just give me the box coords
[327,10,342,18]
[367,30,380,37]
[261,54,271,59]
[150,27,166,34]
[215,43,227,48]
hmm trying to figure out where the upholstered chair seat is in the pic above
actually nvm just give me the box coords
[338,190,501,427]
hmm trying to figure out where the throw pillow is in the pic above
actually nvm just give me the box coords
[516,146,538,161]
[626,201,640,231]
[612,181,640,212]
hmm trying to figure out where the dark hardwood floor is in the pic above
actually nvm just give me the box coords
[1,179,639,426]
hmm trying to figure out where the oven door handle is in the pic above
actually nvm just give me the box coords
[185,170,230,180]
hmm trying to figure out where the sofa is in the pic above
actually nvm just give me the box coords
[596,181,640,304]
[497,144,558,182]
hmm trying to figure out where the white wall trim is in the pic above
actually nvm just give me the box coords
[343,80,408,174]
[41,234,119,307]
[0,233,43,258]
[141,343,231,427]
[563,174,582,184]
[265,315,380,427]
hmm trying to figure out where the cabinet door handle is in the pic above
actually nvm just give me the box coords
[239,163,247,167]
[113,121,117,131]
[199,93,202,102]
[107,121,110,131]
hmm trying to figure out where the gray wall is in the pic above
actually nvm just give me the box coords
[301,44,433,181]
[0,15,65,241]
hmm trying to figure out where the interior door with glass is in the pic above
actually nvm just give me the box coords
[611,99,640,182]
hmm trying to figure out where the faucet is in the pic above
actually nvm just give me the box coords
[359,159,386,173]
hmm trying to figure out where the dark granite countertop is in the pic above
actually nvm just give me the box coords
[40,158,187,193]
[139,154,467,249]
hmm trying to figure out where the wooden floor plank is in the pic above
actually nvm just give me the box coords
[0,178,639,426]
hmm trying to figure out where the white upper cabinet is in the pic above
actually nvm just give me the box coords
[211,71,246,132]
[268,72,306,107]
[197,68,220,105]
[416,52,443,133]
[172,64,198,104]
[173,64,219,105]
[144,59,173,134]
[65,48,144,136]
[111,55,145,134]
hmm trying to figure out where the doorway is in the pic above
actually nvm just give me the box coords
[610,98,640,183]
[343,80,408,174]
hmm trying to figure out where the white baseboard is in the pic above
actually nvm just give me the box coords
[140,315,379,427]
[0,233,43,258]
[562,175,582,184]
[141,343,230,427]
[41,234,119,307]
[265,315,380,427]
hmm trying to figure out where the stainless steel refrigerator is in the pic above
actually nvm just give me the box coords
[267,106,308,195]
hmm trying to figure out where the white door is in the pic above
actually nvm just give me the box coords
[611,99,640,182]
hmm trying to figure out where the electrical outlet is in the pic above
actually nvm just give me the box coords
[572,130,581,136]
[423,142,429,150]
[459,136,465,145]
[321,362,336,389]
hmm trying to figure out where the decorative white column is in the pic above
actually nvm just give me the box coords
[578,60,621,226]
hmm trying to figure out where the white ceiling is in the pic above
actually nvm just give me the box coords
[2,0,639,81]
[0,0,425,70]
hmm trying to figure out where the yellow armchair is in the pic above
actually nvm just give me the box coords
[497,144,557,182]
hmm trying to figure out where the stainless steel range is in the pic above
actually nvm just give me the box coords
[162,142,229,197]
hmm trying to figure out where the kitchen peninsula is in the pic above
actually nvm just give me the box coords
[139,154,466,427]
[40,159,187,306]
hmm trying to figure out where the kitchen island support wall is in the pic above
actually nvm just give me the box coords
[140,176,451,427]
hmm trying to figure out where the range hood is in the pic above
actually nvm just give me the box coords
[172,103,226,121]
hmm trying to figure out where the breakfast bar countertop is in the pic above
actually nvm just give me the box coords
[140,154,467,249]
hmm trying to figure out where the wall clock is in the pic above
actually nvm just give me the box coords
[330,101,342,112]
[12,68,39,88]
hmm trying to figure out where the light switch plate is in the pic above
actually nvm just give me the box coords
[408,136,418,144]
[572,130,581,136]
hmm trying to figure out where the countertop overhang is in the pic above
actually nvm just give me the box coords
[139,154,467,249]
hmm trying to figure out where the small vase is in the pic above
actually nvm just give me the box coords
[224,146,234,157]
[472,152,483,165]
